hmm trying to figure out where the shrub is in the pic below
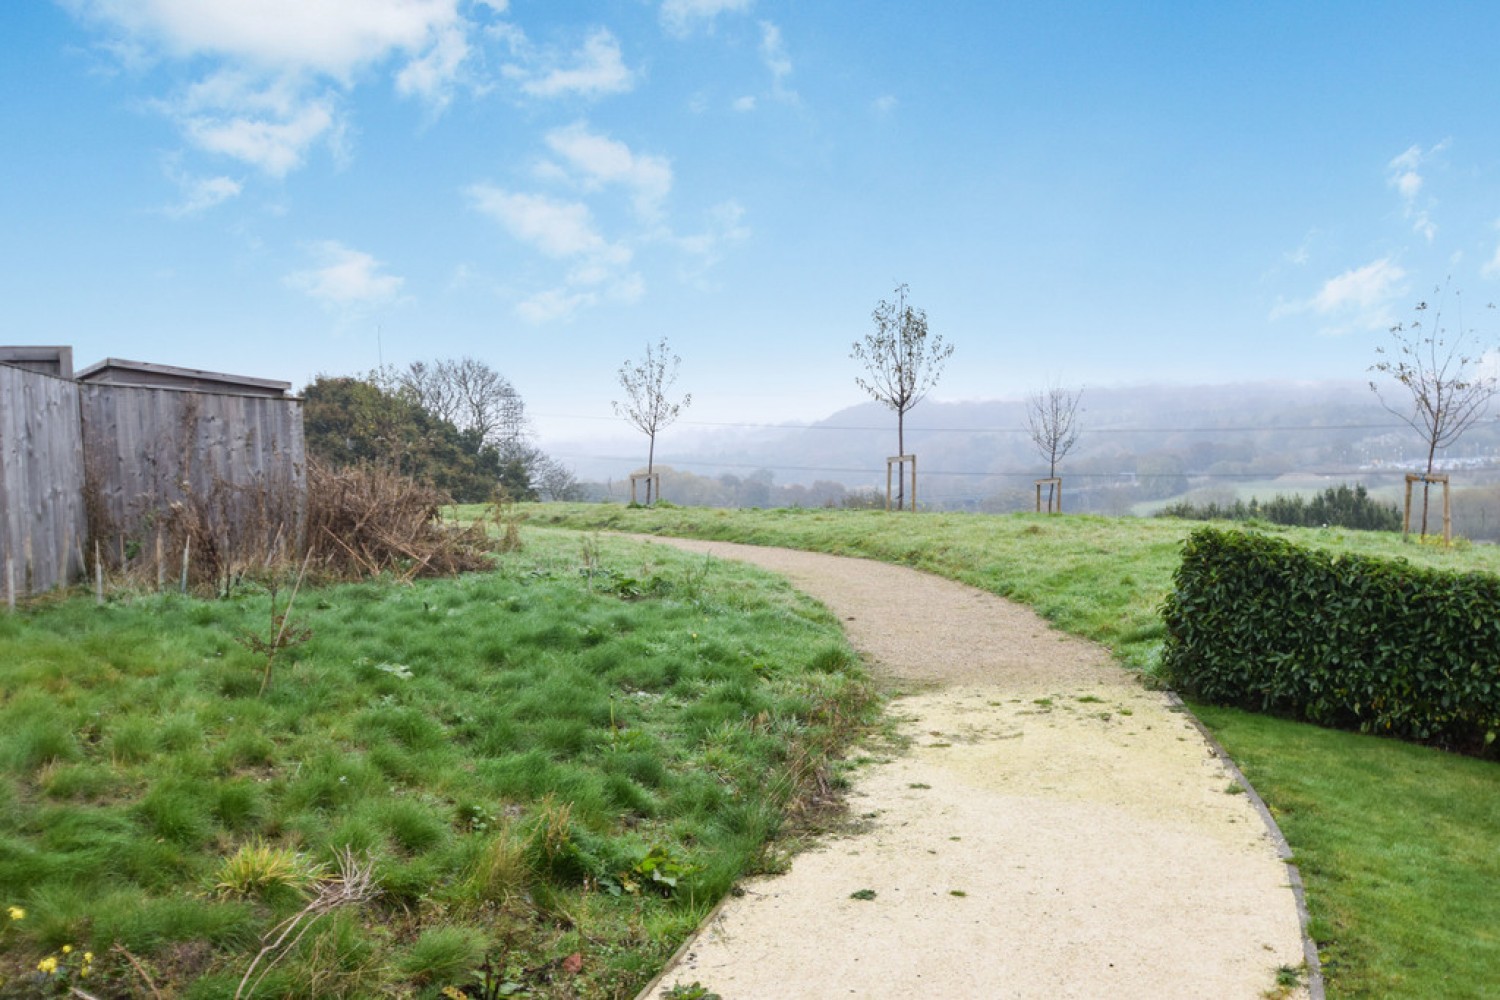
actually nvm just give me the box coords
[1161,526,1500,754]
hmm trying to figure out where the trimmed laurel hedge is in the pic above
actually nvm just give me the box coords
[1160,526,1500,756]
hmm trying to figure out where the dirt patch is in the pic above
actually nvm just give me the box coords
[629,537,1311,1000]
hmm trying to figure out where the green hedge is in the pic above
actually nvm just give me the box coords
[1160,527,1500,755]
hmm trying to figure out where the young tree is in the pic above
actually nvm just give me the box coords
[1026,383,1083,513]
[1369,285,1500,535]
[851,283,954,508]
[613,337,691,505]
[1026,383,1084,479]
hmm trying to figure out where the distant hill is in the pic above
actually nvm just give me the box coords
[622,379,1500,514]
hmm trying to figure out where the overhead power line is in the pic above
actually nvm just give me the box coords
[534,412,1432,435]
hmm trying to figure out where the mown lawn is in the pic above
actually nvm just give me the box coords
[0,530,875,998]
[519,502,1500,999]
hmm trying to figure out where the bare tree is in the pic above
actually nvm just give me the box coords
[851,283,954,508]
[614,337,691,505]
[1027,383,1084,479]
[399,357,525,449]
[1369,284,1500,535]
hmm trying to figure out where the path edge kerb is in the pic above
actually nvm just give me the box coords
[1167,691,1326,1000]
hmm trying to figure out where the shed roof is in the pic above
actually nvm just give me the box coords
[74,357,292,397]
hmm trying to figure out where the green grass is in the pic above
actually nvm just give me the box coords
[0,530,875,998]
[1195,704,1500,1000]
[513,503,1500,673]
[516,502,1500,999]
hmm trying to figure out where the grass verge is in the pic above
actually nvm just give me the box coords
[516,502,1500,999]
[0,529,875,998]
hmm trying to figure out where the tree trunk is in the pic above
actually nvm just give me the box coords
[647,432,656,506]
[896,410,906,510]
[1421,441,1438,537]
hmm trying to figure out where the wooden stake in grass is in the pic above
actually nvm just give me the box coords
[180,536,191,595]
[94,540,103,606]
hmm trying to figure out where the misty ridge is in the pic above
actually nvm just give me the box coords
[572,380,1500,531]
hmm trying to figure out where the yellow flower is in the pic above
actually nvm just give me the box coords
[5,906,22,921]
[37,956,58,974]
[61,944,72,954]
[83,952,93,963]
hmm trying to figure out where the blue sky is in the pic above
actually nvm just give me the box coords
[5,1,1500,461]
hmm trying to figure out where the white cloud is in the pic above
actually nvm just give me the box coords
[756,21,798,103]
[660,0,753,36]
[395,24,471,108]
[675,199,749,285]
[64,0,466,80]
[64,0,482,178]
[543,123,672,217]
[871,94,897,116]
[517,28,633,98]
[1311,258,1405,316]
[183,100,337,176]
[1273,257,1406,334]
[1387,140,1449,244]
[286,240,404,306]
[732,95,756,112]
[759,21,791,80]
[165,172,242,217]
[467,185,629,263]
[517,287,594,323]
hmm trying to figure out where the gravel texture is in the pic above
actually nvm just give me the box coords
[629,537,1310,1000]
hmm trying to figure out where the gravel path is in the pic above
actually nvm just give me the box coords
[628,537,1312,1000]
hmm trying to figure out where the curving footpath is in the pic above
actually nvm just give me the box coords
[629,538,1319,1000]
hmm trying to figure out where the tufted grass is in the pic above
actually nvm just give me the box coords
[0,529,875,998]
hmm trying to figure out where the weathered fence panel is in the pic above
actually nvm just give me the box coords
[0,365,86,600]
[79,384,306,580]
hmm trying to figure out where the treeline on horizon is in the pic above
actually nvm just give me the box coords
[1156,484,1402,532]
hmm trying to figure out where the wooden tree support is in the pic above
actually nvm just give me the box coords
[1403,472,1452,542]
[629,473,662,506]
[1035,477,1063,514]
[886,455,917,512]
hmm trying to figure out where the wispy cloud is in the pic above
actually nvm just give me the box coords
[63,0,482,177]
[512,28,633,99]
[285,240,404,307]
[467,185,629,262]
[542,122,672,218]
[517,287,590,323]
[675,199,750,285]
[182,96,338,177]
[1387,140,1448,244]
[1272,257,1407,334]
[759,21,796,102]
[164,171,242,217]
[660,0,753,36]
[870,94,897,117]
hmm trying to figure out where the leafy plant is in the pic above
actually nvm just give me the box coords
[1161,526,1500,755]
[664,983,721,1000]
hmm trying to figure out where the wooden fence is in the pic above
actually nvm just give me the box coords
[1,365,305,600]
[0,366,86,602]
